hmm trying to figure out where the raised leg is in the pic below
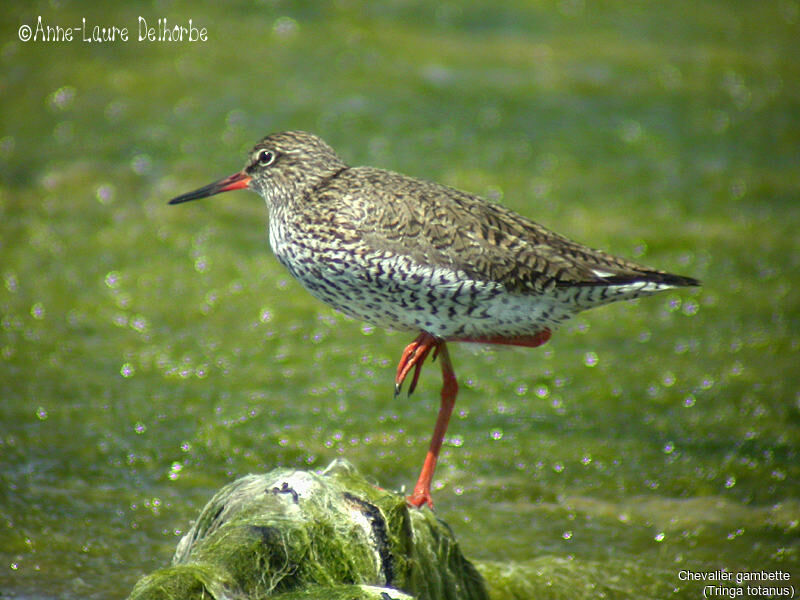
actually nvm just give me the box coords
[449,329,552,348]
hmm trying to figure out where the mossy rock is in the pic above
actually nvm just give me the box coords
[127,459,487,600]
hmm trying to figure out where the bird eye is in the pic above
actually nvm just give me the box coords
[256,149,275,166]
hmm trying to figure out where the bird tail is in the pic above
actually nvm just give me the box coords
[590,271,700,288]
[557,270,700,309]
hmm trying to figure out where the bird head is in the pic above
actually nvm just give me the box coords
[169,131,347,208]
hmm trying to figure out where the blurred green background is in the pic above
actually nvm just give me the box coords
[1,1,798,598]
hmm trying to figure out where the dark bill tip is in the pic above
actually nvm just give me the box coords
[168,171,252,205]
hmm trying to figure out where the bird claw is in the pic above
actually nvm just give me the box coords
[395,333,439,399]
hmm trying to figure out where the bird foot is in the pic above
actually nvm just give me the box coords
[405,488,434,509]
[394,332,440,397]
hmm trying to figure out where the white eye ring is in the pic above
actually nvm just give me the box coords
[256,149,275,166]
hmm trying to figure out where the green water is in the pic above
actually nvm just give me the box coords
[1,1,798,598]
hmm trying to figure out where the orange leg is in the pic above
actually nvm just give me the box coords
[395,329,552,509]
[395,333,457,509]
[449,329,552,348]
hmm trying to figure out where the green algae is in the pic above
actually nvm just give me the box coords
[128,461,487,600]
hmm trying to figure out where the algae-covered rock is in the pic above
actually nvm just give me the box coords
[127,459,487,600]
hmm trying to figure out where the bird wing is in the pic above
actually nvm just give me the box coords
[332,167,696,294]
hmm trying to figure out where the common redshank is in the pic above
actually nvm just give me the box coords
[169,131,699,508]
